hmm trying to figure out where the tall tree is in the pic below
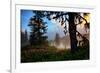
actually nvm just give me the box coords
[68,13,78,52]
[55,33,60,46]
[21,29,28,43]
[28,11,48,47]
[24,29,28,41]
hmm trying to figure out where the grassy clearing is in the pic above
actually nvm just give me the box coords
[21,46,89,63]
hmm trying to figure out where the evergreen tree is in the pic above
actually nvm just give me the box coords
[55,33,60,46]
[21,29,28,43]
[24,29,28,41]
[21,30,25,44]
[28,11,48,47]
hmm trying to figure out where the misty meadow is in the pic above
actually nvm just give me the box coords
[21,10,90,63]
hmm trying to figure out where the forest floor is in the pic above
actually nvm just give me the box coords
[21,46,89,63]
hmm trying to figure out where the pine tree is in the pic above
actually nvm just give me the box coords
[55,33,60,46]
[24,29,28,41]
[28,11,48,48]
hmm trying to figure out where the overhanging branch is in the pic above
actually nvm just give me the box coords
[78,14,88,24]
[53,13,69,21]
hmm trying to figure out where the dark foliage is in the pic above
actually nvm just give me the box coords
[28,11,48,47]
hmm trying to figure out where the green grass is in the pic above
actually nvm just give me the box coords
[21,46,89,63]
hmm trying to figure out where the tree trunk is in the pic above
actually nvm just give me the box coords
[68,13,78,53]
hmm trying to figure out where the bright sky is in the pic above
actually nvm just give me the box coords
[21,10,33,32]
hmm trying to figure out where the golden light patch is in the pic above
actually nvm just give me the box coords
[84,13,90,23]
[81,13,90,28]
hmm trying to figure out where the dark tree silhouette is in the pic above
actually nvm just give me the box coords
[21,29,28,43]
[24,29,28,41]
[21,29,29,48]
[55,33,60,46]
[28,11,48,48]
[68,13,78,52]
[21,30,25,44]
